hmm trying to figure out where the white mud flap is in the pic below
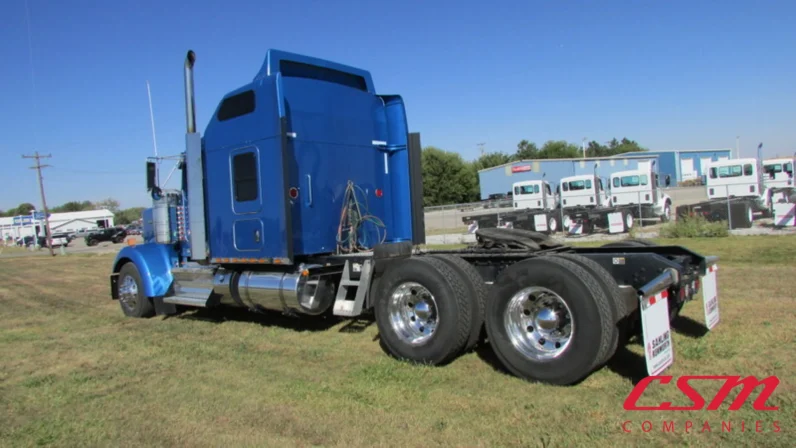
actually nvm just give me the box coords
[773,203,795,227]
[702,263,720,330]
[608,212,624,234]
[640,289,674,376]
[533,214,547,232]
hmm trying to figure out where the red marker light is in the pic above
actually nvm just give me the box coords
[289,187,299,199]
[375,189,383,198]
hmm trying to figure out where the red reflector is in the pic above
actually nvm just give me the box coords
[375,189,383,198]
[289,187,299,199]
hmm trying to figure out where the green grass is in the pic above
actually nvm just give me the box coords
[1,237,795,447]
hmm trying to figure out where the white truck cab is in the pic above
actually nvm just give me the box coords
[705,158,765,199]
[512,180,557,211]
[609,168,673,220]
[762,157,794,189]
[559,174,610,209]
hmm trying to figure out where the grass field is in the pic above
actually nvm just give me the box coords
[1,236,794,447]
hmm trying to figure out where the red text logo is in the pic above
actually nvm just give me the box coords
[624,375,780,411]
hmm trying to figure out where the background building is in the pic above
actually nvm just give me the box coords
[0,209,115,241]
[615,149,732,185]
[477,149,733,200]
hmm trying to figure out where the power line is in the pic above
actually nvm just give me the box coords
[21,151,54,256]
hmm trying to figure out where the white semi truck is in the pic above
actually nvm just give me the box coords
[558,166,672,235]
[676,157,774,228]
[461,179,561,233]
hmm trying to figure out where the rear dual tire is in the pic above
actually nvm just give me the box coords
[484,256,614,385]
[374,257,473,366]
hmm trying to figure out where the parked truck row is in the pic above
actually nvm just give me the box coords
[462,163,673,235]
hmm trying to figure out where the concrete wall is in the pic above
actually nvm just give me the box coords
[478,156,659,200]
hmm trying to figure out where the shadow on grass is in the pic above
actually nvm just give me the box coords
[606,344,648,385]
[171,305,345,333]
[671,314,709,338]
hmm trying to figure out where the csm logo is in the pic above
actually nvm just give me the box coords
[624,375,780,411]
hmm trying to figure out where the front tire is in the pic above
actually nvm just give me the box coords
[374,257,473,366]
[484,256,614,385]
[117,263,154,318]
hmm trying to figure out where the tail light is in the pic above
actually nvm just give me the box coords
[375,189,383,198]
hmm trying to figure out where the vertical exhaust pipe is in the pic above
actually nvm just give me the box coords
[182,49,208,260]
[184,50,197,134]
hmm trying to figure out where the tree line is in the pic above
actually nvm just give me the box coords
[0,198,145,226]
[422,138,646,206]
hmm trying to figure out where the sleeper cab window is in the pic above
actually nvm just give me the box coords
[585,179,592,189]
[232,152,258,202]
[743,164,753,176]
[218,90,256,121]
[613,178,620,188]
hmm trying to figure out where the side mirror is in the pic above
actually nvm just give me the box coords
[665,175,671,187]
[146,161,157,191]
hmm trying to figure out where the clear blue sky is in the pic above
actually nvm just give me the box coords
[1,0,795,211]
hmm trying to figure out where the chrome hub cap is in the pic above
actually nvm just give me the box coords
[119,275,138,308]
[504,286,574,361]
[626,213,634,228]
[388,282,438,345]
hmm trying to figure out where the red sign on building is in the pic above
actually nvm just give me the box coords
[511,165,532,173]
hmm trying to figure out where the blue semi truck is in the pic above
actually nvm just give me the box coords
[109,50,720,385]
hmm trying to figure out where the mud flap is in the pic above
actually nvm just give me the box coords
[701,263,720,330]
[640,289,674,376]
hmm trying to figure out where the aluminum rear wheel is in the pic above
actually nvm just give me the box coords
[388,282,438,345]
[504,286,573,361]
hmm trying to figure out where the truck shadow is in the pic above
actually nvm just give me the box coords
[169,305,376,334]
[606,344,648,385]
[670,315,709,338]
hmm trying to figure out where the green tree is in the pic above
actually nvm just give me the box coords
[472,151,512,172]
[422,146,479,206]
[538,140,581,159]
[94,198,120,213]
[115,207,145,225]
[7,203,37,216]
[513,140,539,160]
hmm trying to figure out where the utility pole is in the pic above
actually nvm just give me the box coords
[582,137,587,159]
[736,136,740,159]
[22,151,54,256]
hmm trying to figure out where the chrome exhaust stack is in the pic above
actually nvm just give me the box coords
[184,50,197,134]
[183,50,208,260]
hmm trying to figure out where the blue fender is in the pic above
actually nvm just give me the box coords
[112,243,178,297]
